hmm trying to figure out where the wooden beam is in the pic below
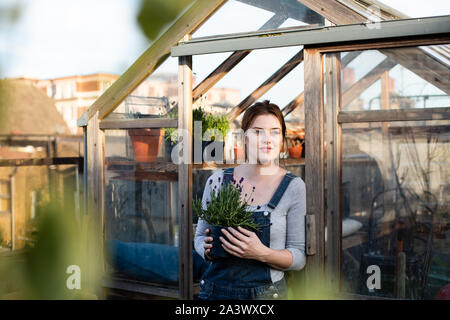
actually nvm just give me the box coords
[343,58,397,108]
[0,157,83,167]
[178,54,193,300]
[193,50,251,102]
[297,0,366,25]
[381,47,450,95]
[281,92,304,116]
[341,51,361,67]
[324,52,342,290]
[298,0,450,94]
[227,49,304,121]
[192,14,287,102]
[304,48,325,276]
[87,0,226,120]
[87,111,106,297]
[99,118,178,130]
[337,107,450,123]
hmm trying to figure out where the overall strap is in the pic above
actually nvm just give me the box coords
[267,172,296,209]
[222,167,235,188]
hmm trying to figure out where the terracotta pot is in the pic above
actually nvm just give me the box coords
[128,128,164,162]
[234,147,245,162]
[288,145,303,159]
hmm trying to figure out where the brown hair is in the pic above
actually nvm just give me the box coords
[241,100,287,152]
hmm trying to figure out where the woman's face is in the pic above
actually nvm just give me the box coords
[245,114,283,165]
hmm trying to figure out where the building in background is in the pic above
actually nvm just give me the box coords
[10,73,241,133]
[10,73,119,135]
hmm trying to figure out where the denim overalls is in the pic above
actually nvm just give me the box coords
[197,167,296,300]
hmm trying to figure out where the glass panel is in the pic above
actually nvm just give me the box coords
[104,129,180,286]
[193,46,304,163]
[192,0,324,39]
[340,119,450,299]
[105,56,179,120]
[341,44,450,111]
[378,1,450,19]
[0,164,80,252]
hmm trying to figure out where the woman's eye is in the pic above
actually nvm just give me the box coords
[272,130,280,135]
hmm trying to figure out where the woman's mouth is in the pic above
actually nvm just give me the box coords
[260,147,272,153]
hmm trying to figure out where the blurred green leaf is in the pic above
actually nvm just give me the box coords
[137,0,194,41]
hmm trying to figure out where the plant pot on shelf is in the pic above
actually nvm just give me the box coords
[234,147,245,163]
[128,128,165,162]
[288,144,303,159]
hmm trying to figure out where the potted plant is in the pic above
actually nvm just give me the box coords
[202,112,229,160]
[163,107,230,162]
[288,137,304,159]
[193,176,259,259]
[128,111,165,162]
[127,96,170,162]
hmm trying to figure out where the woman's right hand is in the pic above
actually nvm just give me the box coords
[204,228,214,261]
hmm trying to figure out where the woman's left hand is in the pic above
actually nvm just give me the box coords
[220,226,269,261]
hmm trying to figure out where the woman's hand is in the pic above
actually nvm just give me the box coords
[203,228,214,261]
[220,226,270,261]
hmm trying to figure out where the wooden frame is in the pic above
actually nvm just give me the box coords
[79,0,450,301]
[325,52,342,289]
[306,34,450,299]
[338,107,450,123]
[99,118,178,130]
[178,54,194,300]
[304,48,325,278]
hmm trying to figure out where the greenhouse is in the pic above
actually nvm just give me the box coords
[77,0,450,299]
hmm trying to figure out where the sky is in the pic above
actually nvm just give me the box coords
[0,0,449,107]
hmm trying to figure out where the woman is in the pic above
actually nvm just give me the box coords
[194,100,306,300]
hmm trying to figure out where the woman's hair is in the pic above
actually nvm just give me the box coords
[241,100,287,153]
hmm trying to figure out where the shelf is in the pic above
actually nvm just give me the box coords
[104,158,306,181]
[105,161,178,182]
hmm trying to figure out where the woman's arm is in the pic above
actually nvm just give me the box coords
[193,172,221,260]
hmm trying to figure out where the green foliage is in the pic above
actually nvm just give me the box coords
[164,107,230,144]
[0,196,102,299]
[193,179,260,231]
[204,113,230,142]
[137,0,194,41]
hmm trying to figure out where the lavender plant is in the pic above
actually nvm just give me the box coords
[193,176,260,231]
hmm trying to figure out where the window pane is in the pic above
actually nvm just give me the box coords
[341,119,450,299]
[341,44,450,111]
[192,0,324,39]
[105,56,179,120]
[104,129,180,286]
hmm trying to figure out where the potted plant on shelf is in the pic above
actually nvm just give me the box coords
[193,176,260,259]
[128,118,165,163]
[288,137,304,159]
[286,128,305,159]
[163,107,230,162]
[127,97,170,162]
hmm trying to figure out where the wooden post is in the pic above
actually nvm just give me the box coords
[325,52,342,290]
[87,110,105,298]
[304,48,326,280]
[397,252,406,299]
[178,52,193,300]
